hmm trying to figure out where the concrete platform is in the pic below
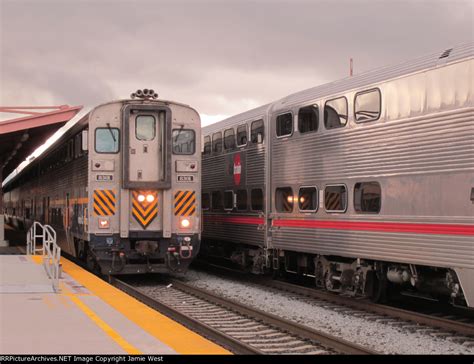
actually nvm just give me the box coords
[0,254,230,355]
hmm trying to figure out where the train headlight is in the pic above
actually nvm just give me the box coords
[180,218,191,228]
[146,194,155,203]
[98,218,110,229]
[137,194,146,202]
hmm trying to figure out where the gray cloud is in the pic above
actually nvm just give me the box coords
[1,0,472,121]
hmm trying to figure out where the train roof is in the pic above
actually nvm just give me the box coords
[202,42,473,134]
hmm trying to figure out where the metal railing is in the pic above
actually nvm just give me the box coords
[26,221,61,292]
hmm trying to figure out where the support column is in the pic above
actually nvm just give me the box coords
[0,168,9,247]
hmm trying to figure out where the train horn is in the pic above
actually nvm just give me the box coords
[136,89,143,96]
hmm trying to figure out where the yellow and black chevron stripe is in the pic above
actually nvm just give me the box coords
[132,191,158,228]
[174,190,196,216]
[93,189,116,216]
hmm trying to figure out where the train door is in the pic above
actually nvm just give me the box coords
[122,105,172,232]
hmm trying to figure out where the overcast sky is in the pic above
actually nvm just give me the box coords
[1,0,473,126]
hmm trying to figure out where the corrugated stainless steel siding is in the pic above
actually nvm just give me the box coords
[271,227,474,269]
[203,215,264,247]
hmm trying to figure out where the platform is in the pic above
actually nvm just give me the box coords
[0,252,230,355]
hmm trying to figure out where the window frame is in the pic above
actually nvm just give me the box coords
[298,105,319,134]
[354,181,382,214]
[298,186,318,213]
[324,96,348,130]
[223,190,234,211]
[94,127,120,154]
[203,136,211,156]
[135,114,156,141]
[275,186,294,213]
[224,128,236,150]
[275,112,294,139]
[172,129,196,155]
[324,184,348,213]
[250,188,264,212]
[212,131,223,154]
[251,119,265,144]
[236,124,248,147]
[354,88,382,123]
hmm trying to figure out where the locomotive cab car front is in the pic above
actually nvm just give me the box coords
[85,92,201,274]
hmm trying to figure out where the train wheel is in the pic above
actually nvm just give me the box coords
[371,266,388,303]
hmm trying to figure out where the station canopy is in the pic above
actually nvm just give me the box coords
[0,105,82,181]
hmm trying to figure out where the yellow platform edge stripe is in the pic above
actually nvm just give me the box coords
[60,258,231,355]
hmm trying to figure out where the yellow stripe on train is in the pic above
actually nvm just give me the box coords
[93,190,116,216]
[174,190,196,216]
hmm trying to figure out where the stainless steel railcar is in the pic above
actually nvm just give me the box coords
[201,44,474,308]
[3,90,201,274]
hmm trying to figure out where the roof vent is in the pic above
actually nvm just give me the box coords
[439,48,452,59]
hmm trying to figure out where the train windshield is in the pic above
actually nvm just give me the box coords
[95,127,120,153]
[172,129,195,154]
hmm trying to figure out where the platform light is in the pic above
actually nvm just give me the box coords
[137,194,146,202]
[98,218,110,229]
[180,218,191,228]
[146,194,155,203]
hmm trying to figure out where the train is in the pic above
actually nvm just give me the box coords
[200,44,474,308]
[3,89,202,275]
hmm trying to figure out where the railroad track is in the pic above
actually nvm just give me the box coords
[193,261,474,343]
[111,277,378,355]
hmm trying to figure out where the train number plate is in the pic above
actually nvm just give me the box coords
[96,174,113,181]
[177,175,194,182]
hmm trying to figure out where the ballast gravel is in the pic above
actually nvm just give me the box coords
[181,269,474,354]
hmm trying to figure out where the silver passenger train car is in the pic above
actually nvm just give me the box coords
[201,44,474,308]
[3,90,201,274]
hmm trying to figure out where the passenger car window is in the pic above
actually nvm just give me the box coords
[275,187,294,213]
[211,191,223,210]
[212,132,223,154]
[324,185,347,212]
[354,182,381,213]
[298,105,319,133]
[203,136,211,155]
[172,129,195,155]
[95,128,120,153]
[236,124,248,146]
[136,115,156,140]
[251,120,264,144]
[224,191,234,210]
[276,113,293,137]
[202,193,210,210]
[354,89,381,122]
[224,128,236,150]
[236,190,248,211]
[298,187,318,211]
[324,97,348,129]
[251,189,264,211]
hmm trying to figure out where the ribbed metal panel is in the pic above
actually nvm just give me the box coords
[272,227,474,269]
[203,214,264,247]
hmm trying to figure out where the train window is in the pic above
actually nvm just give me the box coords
[298,105,319,133]
[212,132,223,154]
[298,187,318,212]
[354,89,381,123]
[275,187,294,213]
[251,189,264,211]
[224,191,234,210]
[136,115,156,140]
[354,182,381,213]
[236,190,248,211]
[236,124,248,147]
[95,128,120,153]
[251,120,264,144]
[276,113,293,137]
[203,136,211,155]
[224,128,236,150]
[172,129,195,155]
[211,191,223,210]
[324,97,348,129]
[324,185,347,212]
[202,193,210,210]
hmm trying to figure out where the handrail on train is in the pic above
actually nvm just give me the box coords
[26,221,61,292]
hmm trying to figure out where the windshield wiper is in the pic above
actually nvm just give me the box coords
[106,122,116,142]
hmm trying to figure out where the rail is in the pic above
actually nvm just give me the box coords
[26,221,61,292]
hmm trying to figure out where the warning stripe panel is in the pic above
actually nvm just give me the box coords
[132,190,158,228]
[174,190,196,216]
[93,190,116,216]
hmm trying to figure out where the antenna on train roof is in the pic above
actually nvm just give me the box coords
[130,88,159,100]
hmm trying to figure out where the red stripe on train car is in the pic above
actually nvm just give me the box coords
[205,216,264,225]
[272,219,474,236]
